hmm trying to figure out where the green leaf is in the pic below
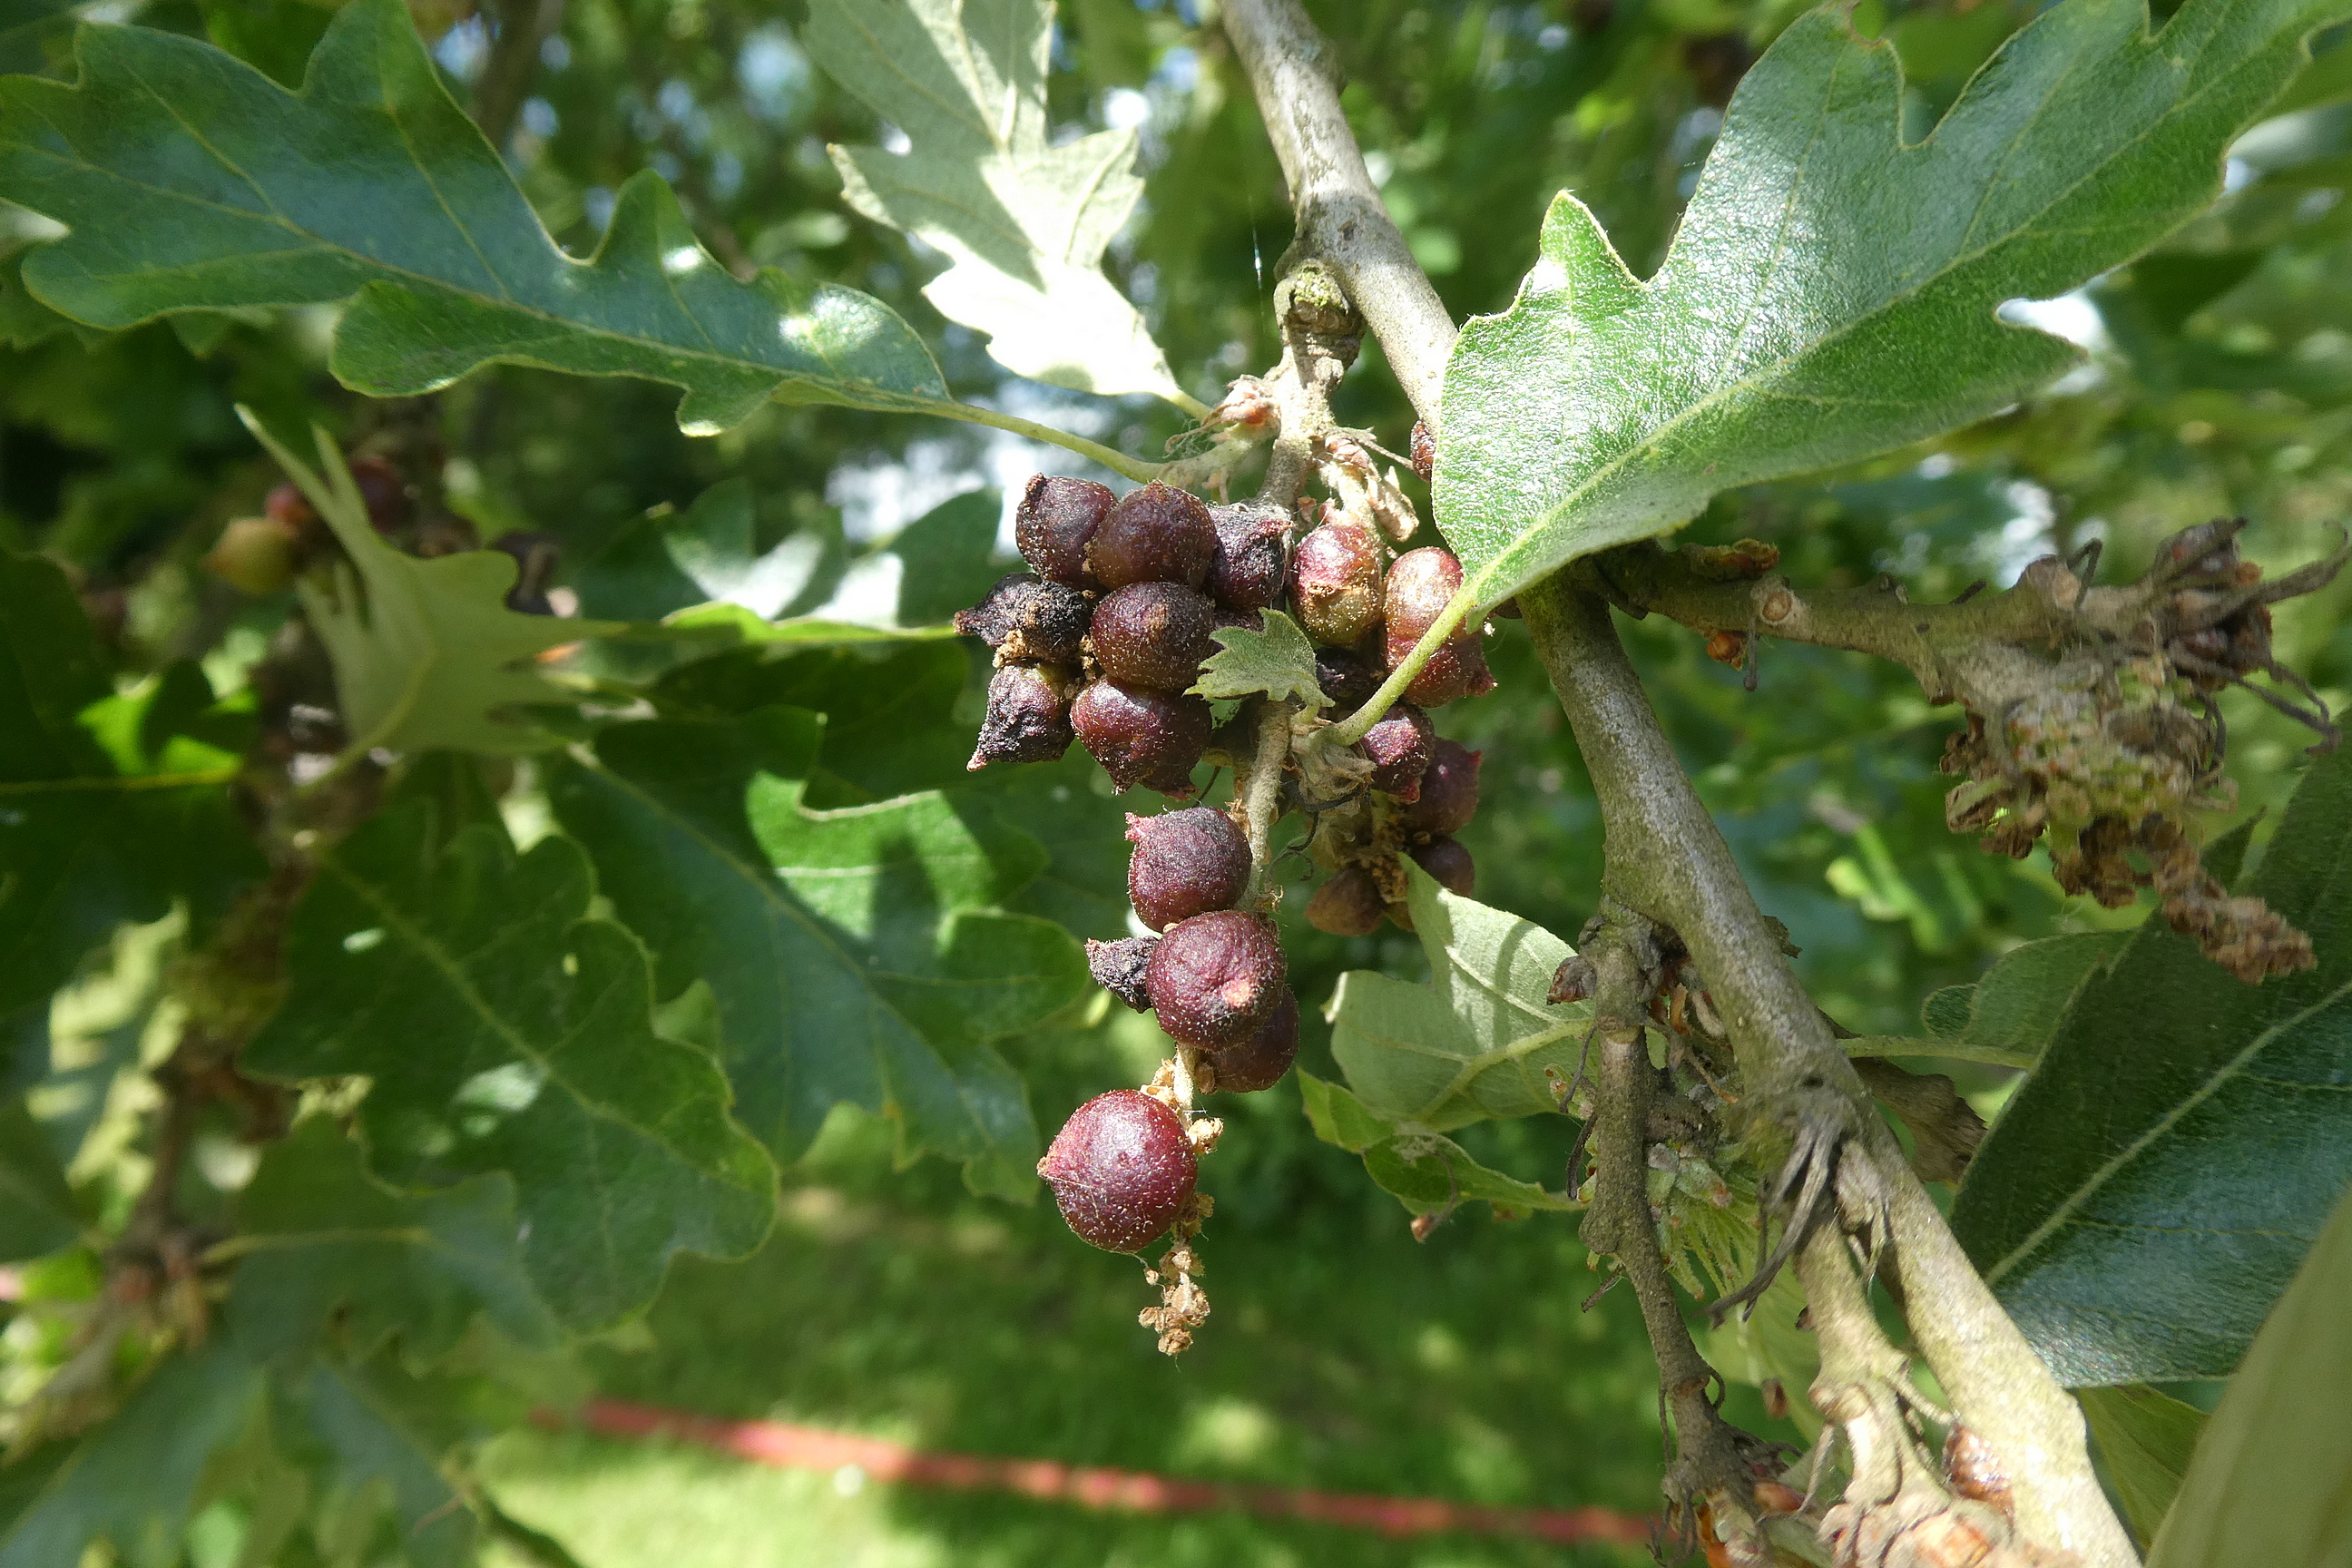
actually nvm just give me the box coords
[0,0,953,436]
[223,1118,559,1367]
[243,805,776,1330]
[1190,609,1328,708]
[0,549,260,1020]
[0,1094,77,1261]
[1845,930,2128,1068]
[2079,1386,2208,1546]
[275,1357,478,1568]
[545,706,1090,1198]
[247,417,631,757]
[1325,864,1592,1131]
[805,0,1188,405]
[0,1341,265,1568]
[1952,745,2352,1384]
[647,642,974,805]
[1297,1071,1578,1218]
[1435,0,2351,603]
[2146,1182,2352,1568]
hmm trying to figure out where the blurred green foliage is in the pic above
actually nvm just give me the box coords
[3,0,2349,1560]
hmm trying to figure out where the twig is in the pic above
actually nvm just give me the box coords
[1222,5,2134,1560]
[1223,0,1455,432]
[1577,899,1771,1560]
[1240,698,1294,909]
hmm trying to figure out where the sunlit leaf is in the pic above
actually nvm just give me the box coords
[1436,0,2350,603]
[805,0,1189,405]
[0,0,956,434]
[1325,863,1591,1130]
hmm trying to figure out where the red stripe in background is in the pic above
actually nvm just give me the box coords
[544,1397,1653,1546]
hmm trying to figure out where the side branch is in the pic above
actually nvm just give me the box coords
[1519,580,2138,1568]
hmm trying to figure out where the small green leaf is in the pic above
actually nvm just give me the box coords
[2079,1386,2208,1547]
[1296,1071,1577,1218]
[1326,864,1591,1130]
[546,705,1090,1198]
[1297,1069,1401,1153]
[243,805,776,1329]
[805,0,1188,405]
[1190,609,1328,708]
[2146,1183,2352,1568]
[223,1118,559,1367]
[0,1341,265,1568]
[1954,744,2352,1384]
[0,550,260,1020]
[0,0,954,434]
[247,417,631,757]
[1846,930,2128,1068]
[1436,0,2352,603]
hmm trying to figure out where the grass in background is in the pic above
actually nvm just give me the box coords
[476,1011,1756,1568]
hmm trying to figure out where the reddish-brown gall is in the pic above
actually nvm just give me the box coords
[1359,705,1435,799]
[1305,866,1388,937]
[1038,1090,1197,1252]
[967,663,1075,769]
[1409,836,1476,897]
[1207,502,1292,611]
[1207,989,1299,1093]
[1291,519,1384,648]
[1402,638,1495,708]
[1087,482,1217,590]
[1145,910,1286,1049]
[1071,681,1210,797]
[1016,475,1117,585]
[1401,740,1482,834]
[1126,808,1250,931]
[1091,583,1217,692]
[1085,936,1158,1012]
[955,572,1092,662]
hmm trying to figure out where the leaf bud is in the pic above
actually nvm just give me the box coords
[1038,1090,1196,1252]
[967,662,1076,770]
[1126,808,1251,931]
[1072,681,1210,797]
[1090,582,1217,692]
[1016,475,1117,586]
[1290,518,1384,648]
[1206,502,1292,611]
[1145,910,1286,1049]
[1087,482,1217,590]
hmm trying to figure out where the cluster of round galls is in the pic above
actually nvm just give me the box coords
[959,475,1289,794]
[962,474,1501,1255]
[1043,806,1295,1253]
